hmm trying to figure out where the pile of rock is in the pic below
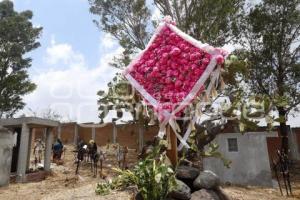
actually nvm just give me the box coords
[167,166,230,200]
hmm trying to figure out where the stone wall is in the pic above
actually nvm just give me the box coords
[203,132,278,187]
[0,127,14,187]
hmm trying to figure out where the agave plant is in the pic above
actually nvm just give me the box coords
[95,143,176,200]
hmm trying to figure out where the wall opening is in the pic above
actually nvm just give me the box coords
[228,138,238,152]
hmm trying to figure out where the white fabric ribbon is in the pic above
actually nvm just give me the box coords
[125,57,219,149]
[177,116,197,151]
[123,21,224,149]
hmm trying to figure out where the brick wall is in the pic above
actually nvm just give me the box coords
[60,123,76,144]
[116,124,139,149]
[32,123,158,149]
[266,137,281,163]
[78,126,92,143]
[31,122,159,150]
[144,125,159,143]
[95,123,113,146]
[33,128,44,140]
[33,127,57,141]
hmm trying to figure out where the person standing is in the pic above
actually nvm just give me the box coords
[33,139,45,163]
[53,138,64,161]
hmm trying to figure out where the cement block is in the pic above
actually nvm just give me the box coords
[0,127,14,186]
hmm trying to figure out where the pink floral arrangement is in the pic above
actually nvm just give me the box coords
[124,18,227,121]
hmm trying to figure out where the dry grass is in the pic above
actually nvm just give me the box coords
[0,144,299,200]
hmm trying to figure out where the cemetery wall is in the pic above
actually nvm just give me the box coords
[203,131,278,187]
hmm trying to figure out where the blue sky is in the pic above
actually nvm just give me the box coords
[11,0,124,122]
[14,0,101,69]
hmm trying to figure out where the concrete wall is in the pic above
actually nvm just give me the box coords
[204,132,277,187]
[0,127,14,187]
[290,128,300,160]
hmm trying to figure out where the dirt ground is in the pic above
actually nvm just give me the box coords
[0,144,299,200]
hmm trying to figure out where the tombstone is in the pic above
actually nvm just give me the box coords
[0,126,14,186]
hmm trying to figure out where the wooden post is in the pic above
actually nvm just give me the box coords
[166,125,178,166]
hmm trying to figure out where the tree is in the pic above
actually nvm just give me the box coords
[0,0,42,118]
[237,0,300,154]
[89,0,152,69]
[89,0,245,69]
[89,0,245,117]
[27,107,63,121]
[89,0,249,156]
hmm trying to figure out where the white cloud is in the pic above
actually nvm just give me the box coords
[22,41,121,123]
[101,33,115,49]
[45,37,84,65]
[151,7,161,21]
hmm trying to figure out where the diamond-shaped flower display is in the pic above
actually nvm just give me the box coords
[124,21,226,121]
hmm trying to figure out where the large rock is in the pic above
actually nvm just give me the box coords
[165,197,179,200]
[193,170,220,190]
[176,166,199,180]
[168,179,191,200]
[135,192,143,200]
[191,189,220,200]
[215,187,231,200]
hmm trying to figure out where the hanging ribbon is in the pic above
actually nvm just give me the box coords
[123,17,227,150]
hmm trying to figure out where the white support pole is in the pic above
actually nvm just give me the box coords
[17,123,30,182]
[112,122,117,144]
[58,124,62,139]
[44,128,53,172]
[26,128,32,171]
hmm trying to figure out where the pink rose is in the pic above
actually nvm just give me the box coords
[162,52,169,59]
[178,42,186,50]
[170,47,181,56]
[204,53,212,59]
[183,65,190,71]
[171,63,179,69]
[166,70,173,76]
[153,66,159,72]
[165,77,172,84]
[146,60,155,67]
[179,74,185,81]
[175,80,182,88]
[195,68,203,76]
[216,55,225,64]
[202,58,210,65]
[172,70,179,76]
[180,59,188,65]
[191,64,198,70]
